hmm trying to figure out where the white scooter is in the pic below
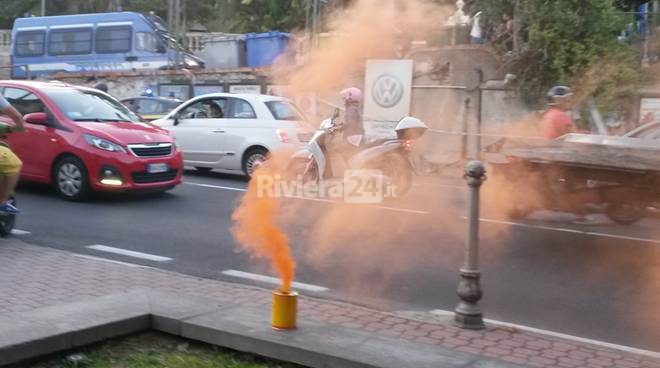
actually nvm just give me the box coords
[290,109,428,198]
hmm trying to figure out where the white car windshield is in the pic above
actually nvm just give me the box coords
[45,88,140,122]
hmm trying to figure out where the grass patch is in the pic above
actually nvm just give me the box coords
[23,332,302,368]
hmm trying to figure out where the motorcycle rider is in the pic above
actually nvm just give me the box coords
[0,95,25,214]
[539,85,576,139]
[339,87,365,147]
[539,86,602,224]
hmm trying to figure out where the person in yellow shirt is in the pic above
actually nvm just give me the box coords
[0,95,25,214]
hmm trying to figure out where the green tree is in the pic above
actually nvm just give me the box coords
[474,0,644,109]
[0,0,39,28]
[208,0,307,33]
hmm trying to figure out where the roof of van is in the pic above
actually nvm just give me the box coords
[13,12,148,30]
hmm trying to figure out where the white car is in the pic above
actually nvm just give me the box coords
[152,93,312,177]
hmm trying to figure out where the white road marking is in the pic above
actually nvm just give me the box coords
[364,204,429,214]
[73,254,156,269]
[428,309,660,359]
[86,245,173,262]
[185,182,247,192]
[471,216,660,245]
[221,269,329,292]
[10,229,31,235]
[185,182,429,214]
[187,180,658,238]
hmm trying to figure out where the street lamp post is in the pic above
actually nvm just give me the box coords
[454,160,486,330]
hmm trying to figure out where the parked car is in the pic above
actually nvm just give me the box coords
[121,96,182,121]
[0,80,183,200]
[152,93,313,177]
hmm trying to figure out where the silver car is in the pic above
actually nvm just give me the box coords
[152,93,313,177]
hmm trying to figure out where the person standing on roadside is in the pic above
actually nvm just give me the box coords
[0,95,25,214]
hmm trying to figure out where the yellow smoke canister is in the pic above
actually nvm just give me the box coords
[272,289,298,330]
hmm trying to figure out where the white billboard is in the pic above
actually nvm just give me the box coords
[229,85,262,94]
[364,60,413,138]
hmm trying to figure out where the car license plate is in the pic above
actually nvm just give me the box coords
[147,163,168,174]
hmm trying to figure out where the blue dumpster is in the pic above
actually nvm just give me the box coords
[246,31,291,68]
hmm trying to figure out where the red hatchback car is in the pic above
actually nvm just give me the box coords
[0,81,183,200]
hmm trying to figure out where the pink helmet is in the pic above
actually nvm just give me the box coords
[340,87,362,103]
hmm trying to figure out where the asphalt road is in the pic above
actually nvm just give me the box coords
[7,169,660,352]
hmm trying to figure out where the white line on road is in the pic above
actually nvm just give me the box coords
[471,217,660,245]
[221,269,329,292]
[186,181,659,241]
[10,229,31,235]
[428,309,660,359]
[86,245,173,262]
[184,182,248,192]
[185,182,429,215]
[73,254,157,269]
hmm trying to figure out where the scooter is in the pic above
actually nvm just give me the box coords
[0,123,17,237]
[290,109,428,198]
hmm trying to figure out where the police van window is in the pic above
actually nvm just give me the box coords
[3,87,46,116]
[96,26,132,53]
[15,31,45,57]
[136,32,159,52]
[48,28,93,55]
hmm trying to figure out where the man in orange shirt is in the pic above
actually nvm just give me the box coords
[539,86,576,139]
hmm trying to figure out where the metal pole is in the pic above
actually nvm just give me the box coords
[454,160,486,330]
[461,98,470,161]
[41,0,46,16]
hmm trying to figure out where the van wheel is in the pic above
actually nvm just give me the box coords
[243,148,269,178]
[53,156,91,201]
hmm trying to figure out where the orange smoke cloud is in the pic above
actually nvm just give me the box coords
[273,0,449,101]
[232,161,295,293]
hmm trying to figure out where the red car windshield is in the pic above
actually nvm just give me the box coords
[44,88,140,123]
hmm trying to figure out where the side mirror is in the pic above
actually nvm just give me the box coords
[173,114,180,126]
[25,112,48,125]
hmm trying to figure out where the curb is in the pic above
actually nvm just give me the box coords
[0,289,524,368]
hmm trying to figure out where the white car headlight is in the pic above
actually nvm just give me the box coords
[83,134,126,153]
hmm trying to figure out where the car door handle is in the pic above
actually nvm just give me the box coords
[212,129,226,133]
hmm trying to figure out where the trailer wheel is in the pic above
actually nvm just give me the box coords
[605,202,646,225]
[506,204,534,220]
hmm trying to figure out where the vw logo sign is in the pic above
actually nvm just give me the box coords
[372,74,404,108]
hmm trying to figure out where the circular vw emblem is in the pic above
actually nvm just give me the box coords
[372,74,404,108]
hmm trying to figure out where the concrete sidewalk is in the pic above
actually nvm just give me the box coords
[0,239,658,368]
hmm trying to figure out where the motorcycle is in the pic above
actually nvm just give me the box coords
[290,109,428,199]
[0,122,17,237]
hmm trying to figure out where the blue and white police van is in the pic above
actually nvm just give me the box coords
[11,12,204,78]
